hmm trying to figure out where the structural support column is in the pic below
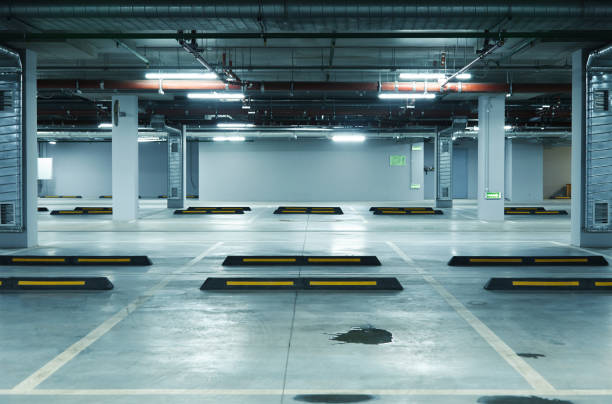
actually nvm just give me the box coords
[112,95,139,221]
[435,133,453,208]
[409,142,425,200]
[477,94,505,220]
[0,49,37,247]
[571,48,612,247]
[167,124,186,209]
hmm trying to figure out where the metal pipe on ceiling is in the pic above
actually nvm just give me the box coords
[2,31,611,41]
[37,80,571,94]
[2,1,611,18]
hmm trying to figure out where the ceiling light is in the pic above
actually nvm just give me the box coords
[188,92,245,101]
[216,123,255,129]
[332,135,366,142]
[399,73,445,80]
[138,136,162,142]
[542,104,551,108]
[98,123,113,129]
[399,72,471,80]
[242,105,251,109]
[48,141,56,145]
[378,93,436,100]
[146,72,218,80]
[213,136,245,142]
[247,111,256,114]
[504,125,513,130]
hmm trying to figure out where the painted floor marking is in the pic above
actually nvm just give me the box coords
[0,388,611,396]
[11,242,223,392]
[386,241,556,393]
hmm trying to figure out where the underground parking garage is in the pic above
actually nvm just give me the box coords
[0,2,612,403]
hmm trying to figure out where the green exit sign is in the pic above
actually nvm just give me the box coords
[411,184,421,189]
[390,155,406,166]
[485,192,502,199]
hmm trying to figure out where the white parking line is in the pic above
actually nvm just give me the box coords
[386,241,556,393]
[1,388,610,396]
[11,242,223,392]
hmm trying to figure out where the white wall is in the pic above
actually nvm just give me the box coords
[40,141,199,198]
[509,140,543,202]
[453,139,478,199]
[198,139,424,201]
[543,145,571,198]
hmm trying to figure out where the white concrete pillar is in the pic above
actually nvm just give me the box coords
[477,94,505,220]
[112,95,139,221]
[0,49,37,247]
[409,142,425,200]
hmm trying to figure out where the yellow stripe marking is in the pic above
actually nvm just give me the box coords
[381,211,406,214]
[18,281,85,286]
[469,258,523,263]
[77,258,130,263]
[309,281,377,286]
[57,211,83,214]
[226,281,294,286]
[308,258,361,263]
[595,282,612,287]
[534,258,589,263]
[243,258,297,262]
[536,211,562,214]
[12,258,66,263]
[512,281,579,287]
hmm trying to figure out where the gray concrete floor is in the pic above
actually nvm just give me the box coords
[1,199,611,404]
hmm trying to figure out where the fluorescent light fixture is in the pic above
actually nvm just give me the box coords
[138,136,162,142]
[48,141,56,145]
[187,92,244,100]
[216,123,255,129]
[542,104,551,108]
[145,72,218,80]
[247,111,256,114]
[332,135,366,142]
[213,136,246,142]
[399,72,471,80]
[456,73,471,80]
[379,93,436,100]
[506,93,511,97]
[399,73,445,80]
[98,123,113,129]
[241,105,251,109]
[504,125,513,130]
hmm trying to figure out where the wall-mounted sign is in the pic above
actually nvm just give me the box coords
[411,145,422,151]
[485,192,502,199]
[411,184,421,189]
[390,155,406,166]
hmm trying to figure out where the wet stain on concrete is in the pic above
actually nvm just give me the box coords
[477,396,573,404]
[517,353,546,359]
[330,327,392,345]
[294,394,374,403]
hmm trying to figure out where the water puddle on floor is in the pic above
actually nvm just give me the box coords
[517,353,546,359]
[293,394,374,403]
[477,396,573,404]
[330,327,392,345]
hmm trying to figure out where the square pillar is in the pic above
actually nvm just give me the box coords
[477,94,505,220]
[409,142,425,200]
[0,49,37,248]
[571,48,612,247]
[112,95,139,221]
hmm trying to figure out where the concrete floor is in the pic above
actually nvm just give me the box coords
[1,199,611,404]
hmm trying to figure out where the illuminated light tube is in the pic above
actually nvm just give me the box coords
[213,136,246,142]
[399,72,471,80]
[504,125,513,130]
[187,92,245,100]
[98,123,113,129]
[216,123,255,129]
[378,93,436,100]
[48,141,57,145]
[332,135,366,142]
[145,72,218,80]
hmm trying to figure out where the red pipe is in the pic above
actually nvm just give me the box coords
[37,80,570,94]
